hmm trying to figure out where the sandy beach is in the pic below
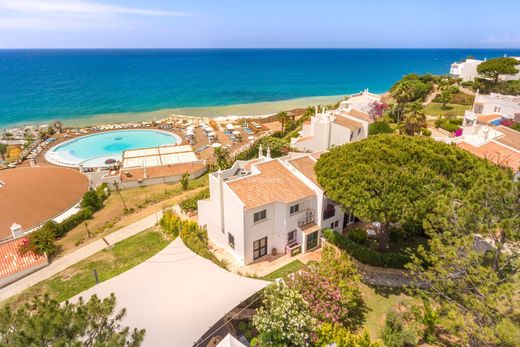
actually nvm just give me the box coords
[3,95,345,129]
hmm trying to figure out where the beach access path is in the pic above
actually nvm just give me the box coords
[0,210,163,303]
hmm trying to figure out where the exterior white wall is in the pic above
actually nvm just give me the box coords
[472,93,520,119]
[450,59,482,81]
[339,90,382,113]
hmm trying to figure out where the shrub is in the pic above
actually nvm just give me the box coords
[180,172,190,191]
[447,118,463,125]
[55,207,93,238]
[369,121,393,135]
[440,122,459,132]
[19,223,58,256]
[179,188,210,213]
[381,309,417,347]
[348,228,368,245]
[323,229,410,269]
[81,190,102,210]
[420,128,431,137]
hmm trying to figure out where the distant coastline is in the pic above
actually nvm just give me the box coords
[1,94,345,129]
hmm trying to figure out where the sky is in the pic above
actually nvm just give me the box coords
[0,0,519,48]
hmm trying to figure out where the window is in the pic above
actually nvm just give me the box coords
[357,128,361,135]
[306,231,318,250]
[330,220,339,229]
[323,202,335,220]
[289,204,299,215]
[253,209,267,223]
[253,237,268,260]
[228,233,235,249]
[350,132,354,141]
[288,230,296,242]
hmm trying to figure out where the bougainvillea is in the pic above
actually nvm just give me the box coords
[286,246,363,328]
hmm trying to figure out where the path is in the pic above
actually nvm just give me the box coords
[0,210,163,303]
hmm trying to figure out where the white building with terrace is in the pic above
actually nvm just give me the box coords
[464,91,520,126]
[290,106,369,153]
[197,148,353,265]
[450,57,520,82]
[339,89,382,114]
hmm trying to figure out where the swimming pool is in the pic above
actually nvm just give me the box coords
[46,130,181,168]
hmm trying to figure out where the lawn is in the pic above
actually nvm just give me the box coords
[359,283,417,340]
[425,102,470,117]
[3,228,172,309]
[262,260,304,281]
[57,174,208,255]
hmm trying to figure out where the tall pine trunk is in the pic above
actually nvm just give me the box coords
[378,222,390,251]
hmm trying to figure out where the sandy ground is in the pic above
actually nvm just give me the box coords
[5,95,344,129]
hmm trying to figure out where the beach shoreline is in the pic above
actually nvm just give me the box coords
[1,94,346,129]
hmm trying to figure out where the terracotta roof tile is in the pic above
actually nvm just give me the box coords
[495,125,520,151]
[0,238,48,279]
[227,160,315,209]
[334,115,363,130]
[457,141,520,171]
[346,109,371,123]
[121,162,206,182]
[288,156,320,187]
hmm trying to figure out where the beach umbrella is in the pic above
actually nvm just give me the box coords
[232,130,241,135]
[247,135,255,140]
[226,124,234,130]
[105,158,117,165]
[212,143,222,148]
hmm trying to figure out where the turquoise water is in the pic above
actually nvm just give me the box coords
[1,49,520,127]
[48,129,179,165]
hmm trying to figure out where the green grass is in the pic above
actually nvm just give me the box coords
[359,283,417,340]
[262,260,305,281]
[425,102,470,117]
[3,228,171,309]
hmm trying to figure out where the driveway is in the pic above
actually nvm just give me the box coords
[72,238,269,347]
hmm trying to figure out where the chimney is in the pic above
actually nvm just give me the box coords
[258,144,263,158]
[266,146,271,159]
[11,223,23,238]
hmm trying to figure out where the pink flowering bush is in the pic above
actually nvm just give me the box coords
[286,246,363,329]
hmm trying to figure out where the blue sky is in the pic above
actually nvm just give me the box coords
[0,0,519,48]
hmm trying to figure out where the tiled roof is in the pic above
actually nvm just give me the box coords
[334,115,363,130]
[495,125,520,151]
[346,109,371,123]
[476,114,502,124]
[300,222,320,235]
[457,141,520,171]
[288,156,320,187]
[227,160,315,209]
[121,162,206,182]
[0,238,48,279]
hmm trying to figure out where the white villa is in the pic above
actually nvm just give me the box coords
[464,91,520,126]
[198,148,353,265]
[339,89,382,114]
[450,57,520,82]
[290,107,369,152]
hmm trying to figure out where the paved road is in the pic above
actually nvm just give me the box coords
[0,210,163,303]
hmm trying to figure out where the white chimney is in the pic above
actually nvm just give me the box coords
[266,146,271,159]
[258,144,263,158]
[11,223,23,238]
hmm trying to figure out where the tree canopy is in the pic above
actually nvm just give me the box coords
[315,135,511,250]
[0,294,145,347]
[477,57,519,84]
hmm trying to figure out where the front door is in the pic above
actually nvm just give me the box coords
[306,231,318,251]
[253,237,268,260]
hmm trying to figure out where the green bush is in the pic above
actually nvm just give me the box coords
[447,118,463,125]
[369,121,393,135]
[421,128,432,137]
[460,81,474,87]
[440,122,460,132]
[19,223,58,256]
[55,207,93,237]
[323,229,410,269]
[81,190,102,210]
[381,310,418,347]
[347,228,368,244]
[160,211,224,266]
[179,188,210,213]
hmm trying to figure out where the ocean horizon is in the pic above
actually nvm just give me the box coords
[1,48,520,128]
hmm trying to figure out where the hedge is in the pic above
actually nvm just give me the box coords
[179,188,210,213]
[160,211,225,267]
[322,229,411,269]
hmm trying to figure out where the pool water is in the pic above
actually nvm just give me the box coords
[47,130,180,167]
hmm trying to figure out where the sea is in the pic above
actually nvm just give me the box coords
[1,49,519,128]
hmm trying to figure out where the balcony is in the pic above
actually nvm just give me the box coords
[323,207,335,220]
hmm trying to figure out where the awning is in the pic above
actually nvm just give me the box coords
[299,222,320,235]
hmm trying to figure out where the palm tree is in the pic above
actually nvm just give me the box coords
[214,146,230,170]
[0,143,7,161]
[180,172,190,191]
[403,101,426,135]
[390,82,414,123]
[277,111,288,133]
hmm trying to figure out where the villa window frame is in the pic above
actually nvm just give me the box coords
[287,229,296,243]
[289,203,300,215]
[306,231,319,251]
[253,236,268,260]
[228,233,235,249]
[253,209,267,224]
